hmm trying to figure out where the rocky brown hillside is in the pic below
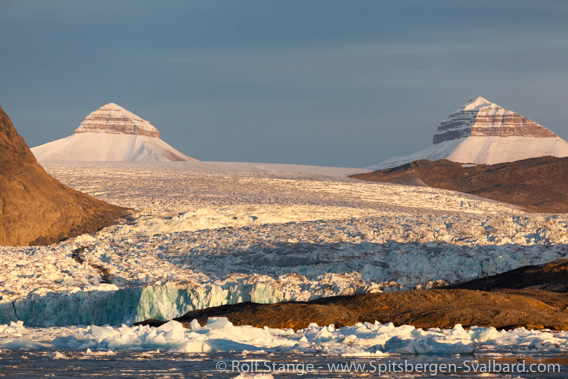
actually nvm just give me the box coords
[353,156,568,213]
[0,104,127,246]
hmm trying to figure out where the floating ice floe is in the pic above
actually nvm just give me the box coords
[1,319,567,356]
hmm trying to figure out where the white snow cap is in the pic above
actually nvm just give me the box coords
[446,96,515,121]
[462,96,499,111]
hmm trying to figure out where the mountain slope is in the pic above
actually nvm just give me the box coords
[32,103,197,162]
[0,104,127,246]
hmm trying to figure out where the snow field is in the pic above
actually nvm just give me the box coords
[370,136,568,170]
[31,132,195,162]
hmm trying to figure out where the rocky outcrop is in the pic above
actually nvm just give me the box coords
[355,156,568,213]
[433,96,556,143]
[0,104,127,246]
[75,103,161,138]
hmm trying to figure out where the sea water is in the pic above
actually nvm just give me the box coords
[2,351,567,378]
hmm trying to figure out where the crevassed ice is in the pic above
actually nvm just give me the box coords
[1,162,567,327]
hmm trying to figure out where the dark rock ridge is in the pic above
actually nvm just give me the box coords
[74,103,161,138]
[353,156,568,213]
[447,259,568,293]
[433,96,556,143]
[0,104,127,246]
[135,260,568,331]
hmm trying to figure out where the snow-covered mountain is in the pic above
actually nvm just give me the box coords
[370,96,568,170]
[32,103,197,162]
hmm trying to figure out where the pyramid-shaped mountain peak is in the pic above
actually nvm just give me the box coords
[75,103,160,138]
[32,104,197,162]
[370,97,568,170]
[433,96,556,144]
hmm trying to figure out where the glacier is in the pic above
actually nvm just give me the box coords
[1,162,568,328]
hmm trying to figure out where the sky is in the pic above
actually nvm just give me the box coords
[1,0,567,168]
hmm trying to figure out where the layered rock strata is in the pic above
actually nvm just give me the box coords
[434,96,557,143]
[75,103,161,138]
